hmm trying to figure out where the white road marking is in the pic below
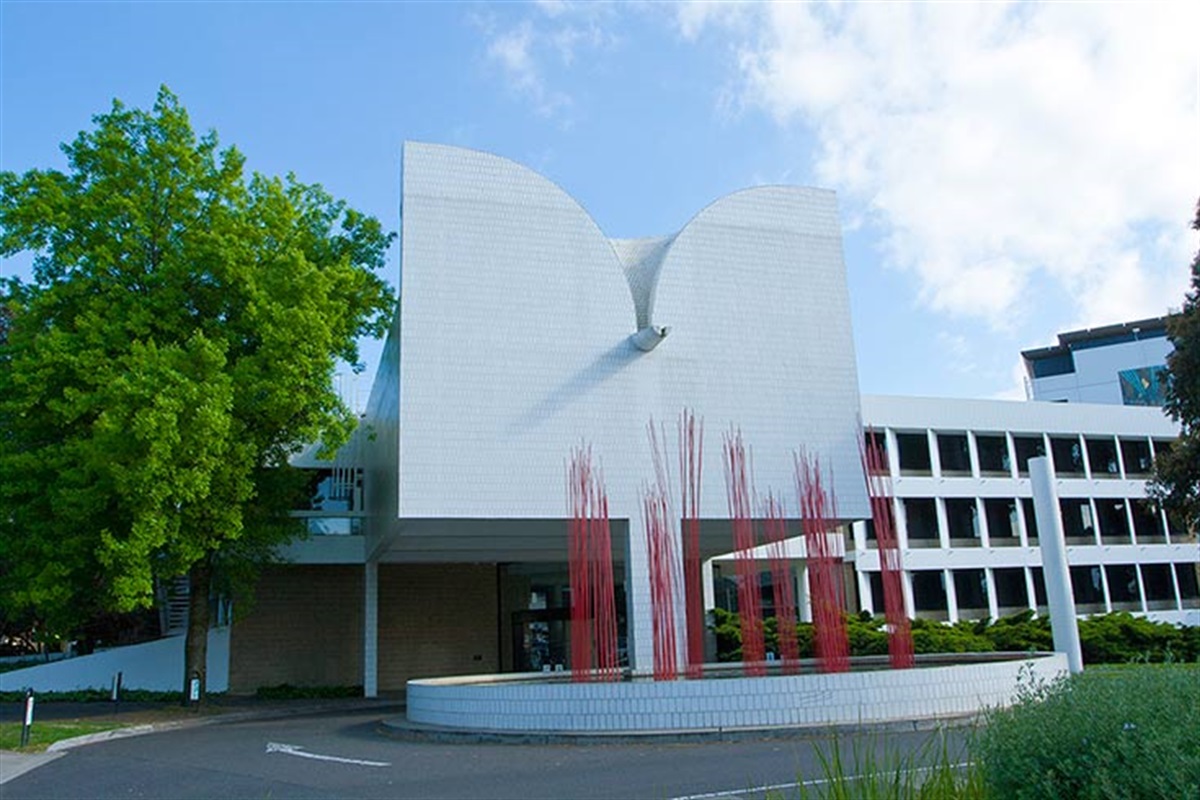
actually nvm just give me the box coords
[669,762,971,800]
[265,741,391,767]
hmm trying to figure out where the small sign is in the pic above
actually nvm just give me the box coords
[189,677,201,702]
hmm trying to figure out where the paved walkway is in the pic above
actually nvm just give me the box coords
[1,697,402,786]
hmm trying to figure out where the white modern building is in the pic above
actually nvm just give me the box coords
[5,143,1195,695]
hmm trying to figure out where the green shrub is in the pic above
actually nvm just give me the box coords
[254,683,362,700]
[978,664,1200,799]
[0,688,187,703]
[910,619,995,654]
[1078,611,1195,664]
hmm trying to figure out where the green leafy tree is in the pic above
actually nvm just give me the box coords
[0,88,394,697]
[1152,199,1200,535]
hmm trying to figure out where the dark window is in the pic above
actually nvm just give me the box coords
[1176,565,1200,607]
[1070,565,1105,609]
[864,431,889,475]
[912,571,948,615]
[1050,436,1085,476]
[1095,499,1131,544]
[1152,439,1175,465]
[862,518,878,547]
[904,498,939,546]
[994,568,1029,610]
[976,435,1010,476]
[1021,498,1039,542]
[954,569,989,615]
[1086,437,1120,478]
[945,499,979,544]
[937,433,971,475]
[1130,501,1165,543]
[1014,436,1046,476]
[1030,568,1049,608]
[867,572,885,612]
[1141,564,1176,609]
[1030,351,1075,377]
[1060,499,1096,544]
[1120,438,1153,476]
[984,498,1019,545]
[896,432,932,475]
[1105,564,1140,607]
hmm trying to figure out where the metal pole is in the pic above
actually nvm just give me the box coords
[1029,456,1084,673]
[20,689,34,748]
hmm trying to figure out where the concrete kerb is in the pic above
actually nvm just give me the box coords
[377,711,983,746]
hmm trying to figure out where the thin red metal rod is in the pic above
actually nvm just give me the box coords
[679,410,705,679]
[763,493,800,673]
[795,451,850,674]
[860,429,914,669]
[724,429,765,677]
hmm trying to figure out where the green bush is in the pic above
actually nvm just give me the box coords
[711,609,1197,664]
[0,688,187,703]
[254,683,362,700]
[978,664,1200,799]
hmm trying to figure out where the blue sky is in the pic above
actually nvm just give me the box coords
[3,1,1197,408]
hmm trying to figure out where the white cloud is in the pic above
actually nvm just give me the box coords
[681,1,1200,330]
[476,2,621,121]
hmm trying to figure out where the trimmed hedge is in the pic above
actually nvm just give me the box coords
[711,608,1199,664]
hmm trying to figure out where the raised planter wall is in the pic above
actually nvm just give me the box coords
[407,653,1068,732]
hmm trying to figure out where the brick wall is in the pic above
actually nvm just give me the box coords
[377,563,500,691]
[229,565,364,693]
[229,562,502,694]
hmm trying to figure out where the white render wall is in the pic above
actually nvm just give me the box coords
[1030,335,1173,404]
[855,394,1198,626]
[387,143,868,527]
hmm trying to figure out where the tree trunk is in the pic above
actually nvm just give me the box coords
[184,559,212,704]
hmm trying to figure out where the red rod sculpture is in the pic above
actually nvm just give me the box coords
[678,410,705,679]
[567,446,620,682]
[724,429,766,676]
[795,451,850,673]
[763,492,801,673]
[646,421,680,680]
[861,429,915,669]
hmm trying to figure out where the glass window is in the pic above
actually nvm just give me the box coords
[903,498,939,546]
[912,571,948,616]
[305,516,361,536]
[863,431,889,475]
[1176,564,1200,608]
[1020,498,1039,542]
[896,432,932,475]
[984,498,1019,545]
[867,571,885,612]
[993,568,1029,610]
[1029,568,1049,609]
[1014,436,1046,476]
[1070,565,1105,610]
[1140,564,1176,609]
[1130,500,1166,543]
[1105,564,1140,607]
[975,434,1011,476]
[945,499,980,545]
[1095,499,1131,544]
[954,569,989,616]
[1060,499,1097,544]
[1120,438,1153,476]
[1086,437,1120,478]
[937,433,971,476]
[1050,436,1085,476]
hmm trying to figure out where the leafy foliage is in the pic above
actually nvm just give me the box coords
[978,664,1200,799]
[712,609,1197,664]
[0,88,394,679]
[1151,198,1200,532]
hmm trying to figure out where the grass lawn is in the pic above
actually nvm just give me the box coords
[0,720,124,752]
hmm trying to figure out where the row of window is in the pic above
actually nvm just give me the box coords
[872,429,1171,481]
[865,563,1200,621]
[861,495,1183,549]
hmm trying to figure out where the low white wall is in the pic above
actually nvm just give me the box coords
[407,654,1068,732]
[0,628,229,693]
